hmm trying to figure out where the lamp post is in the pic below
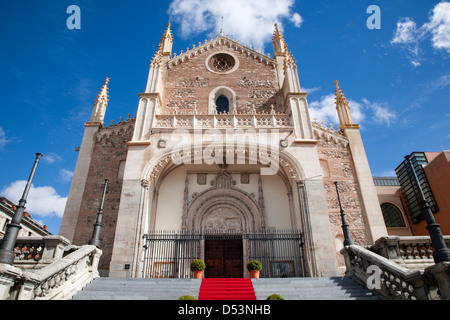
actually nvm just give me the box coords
[405,155,450,263]
[334,181,354,246]
[0,153,43,265]
[89,179,108,248]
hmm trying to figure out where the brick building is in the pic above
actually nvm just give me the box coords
[59,24,387,278]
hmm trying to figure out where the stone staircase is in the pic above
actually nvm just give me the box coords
[252,277,379,300]
[71,276,379,300]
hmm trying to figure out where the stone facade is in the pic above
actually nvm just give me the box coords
[60,24,387,278]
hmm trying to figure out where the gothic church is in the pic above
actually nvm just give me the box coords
[59,24,388,278]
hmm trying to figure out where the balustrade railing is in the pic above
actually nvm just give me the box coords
[341,236,450,300]
[153,112,293,129]
[0,236,102,300]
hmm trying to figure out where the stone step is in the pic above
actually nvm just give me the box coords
[71,276,379,300]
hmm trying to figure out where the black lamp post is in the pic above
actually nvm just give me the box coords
[0,153,43,265]
[89,179,108,248]
[405,155,450,263]
[334,181,354,246]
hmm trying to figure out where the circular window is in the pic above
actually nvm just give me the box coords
[206,52,239,74]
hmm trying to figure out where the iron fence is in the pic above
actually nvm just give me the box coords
[142,229,304,278]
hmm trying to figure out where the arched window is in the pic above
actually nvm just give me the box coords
[380,203,406,228]
[216,95,229,114]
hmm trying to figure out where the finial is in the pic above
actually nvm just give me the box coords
[334,80,347,107]
[220,16,224,36]
[96,77,109,105]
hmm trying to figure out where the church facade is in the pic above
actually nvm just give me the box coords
[59,24,387,278]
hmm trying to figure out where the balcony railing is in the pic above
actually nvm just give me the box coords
[153,111,292,129]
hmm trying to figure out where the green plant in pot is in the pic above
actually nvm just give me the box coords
[190,259,206,279]
[247,260,262,279]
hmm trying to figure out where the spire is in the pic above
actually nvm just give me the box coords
[151,23,173,66]
[272,23,287,56]
[334,80,358,130]
[90,77,109,123]
[159,22,173,55]
[96,77,110,105]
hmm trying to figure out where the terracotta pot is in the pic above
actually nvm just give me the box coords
[250,270,260,279]
[193,270,203,279]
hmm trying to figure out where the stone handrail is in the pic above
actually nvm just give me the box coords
[341,244,450,300]
[0,236,71,269]
[370,236,450,264]
[0,244,102,300]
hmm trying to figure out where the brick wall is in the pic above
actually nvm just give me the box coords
[72,121,134,273]
[163,44,282,114]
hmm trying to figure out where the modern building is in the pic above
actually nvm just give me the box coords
[59,24,388,278]
[374,150,449,237]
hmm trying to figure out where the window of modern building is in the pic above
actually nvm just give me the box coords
[395,152,439,224]
[380,203,406,228]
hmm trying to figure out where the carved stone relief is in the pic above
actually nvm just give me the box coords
[204,208,243,232]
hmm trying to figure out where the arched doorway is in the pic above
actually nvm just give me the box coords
[185,170,262,278]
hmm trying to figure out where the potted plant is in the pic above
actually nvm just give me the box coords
[178,295,197,300]
[266,294,284,300]
[247,260,262,279]
[190,259,206,279]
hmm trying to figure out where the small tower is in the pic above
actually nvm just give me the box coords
[333,80,388,243]
[334,80,359,130]
[158,23,173,59]
[60,77,111,242]
[89,77,110,124]
[272,24,312,140]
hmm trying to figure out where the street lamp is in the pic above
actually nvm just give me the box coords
[88,179,108,248]
[334,181,354,246]
[0,153,43,265]
[405,155,450,263]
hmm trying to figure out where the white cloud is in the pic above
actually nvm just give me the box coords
[309,95,395,127]
[424,2,450,53]
[391,2,450,66]
[301,86,321,94]
[59,169,74,183]
[168,0,302,49]
[392,18,420,45]
[391,17,422,66]
[308,94,364,127]
[0,126,11,148]
[361,98,396,126]
[42,152,62,164]
[1,180,67,218]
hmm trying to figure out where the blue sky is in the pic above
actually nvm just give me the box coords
[0,1,449,234]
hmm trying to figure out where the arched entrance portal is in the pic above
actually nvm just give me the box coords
[186,170,263,278]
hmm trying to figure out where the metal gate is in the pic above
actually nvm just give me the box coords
[142,229,305,278]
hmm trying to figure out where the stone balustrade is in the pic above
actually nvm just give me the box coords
[370,236,450,268]
[0,236,71,270]
[341,240,450,300]
[153,112,292,129]
[0,236,102,300]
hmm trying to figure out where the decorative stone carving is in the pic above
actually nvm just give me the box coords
[240,173,250,184]
[204,208,243,232]
[197,173,207,185]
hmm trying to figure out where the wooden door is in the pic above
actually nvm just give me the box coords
[205,237,243,278]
